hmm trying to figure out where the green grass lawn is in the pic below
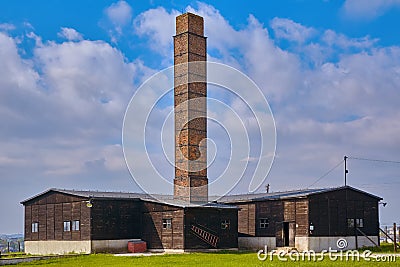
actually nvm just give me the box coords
[360,242,399,253]
[0,252,27,259]
[14,251,399,267]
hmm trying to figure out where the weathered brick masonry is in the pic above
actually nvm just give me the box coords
[174,13,208,203]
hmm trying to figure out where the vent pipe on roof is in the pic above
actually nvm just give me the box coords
[265,184,270,193]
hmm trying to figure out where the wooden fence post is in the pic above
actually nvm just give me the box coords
[385,226,388,243]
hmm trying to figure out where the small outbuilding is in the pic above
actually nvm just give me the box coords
[219,186,382,251]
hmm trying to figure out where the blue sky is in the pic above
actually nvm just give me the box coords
[1,0,400,234]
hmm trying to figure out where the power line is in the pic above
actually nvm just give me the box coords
[307,159,344,188]
[348,156,400,164]
[354,182,400,186]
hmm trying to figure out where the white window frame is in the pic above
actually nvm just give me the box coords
[72,220,80,231]
[259,218,269,229]
[63,221,71,232]
[221,219,230,230]
[32,222,39,233]
[162,218,172,229]
[347,218,355,228]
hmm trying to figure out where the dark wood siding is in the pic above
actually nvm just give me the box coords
[217,209,238,248]
[23,192,90,241]
[141,202,184,249]
[90,199,142,240]
[62,203,72,240]
[31,205,39,241]
[252,199,307,246]
[184,208,238,249]
[46,204,55,240]
[80,202,91,240]
[228,187,379,240]
[308,188,379,236]
[236,203,256,237]
[295,199,308,236]
[256,200,284,237]
[54,203,63,240]
[24,205,31,241]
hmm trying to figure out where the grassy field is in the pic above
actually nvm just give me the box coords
[360,242,398,253]
[14,251,398,267]
[0,252,26,259]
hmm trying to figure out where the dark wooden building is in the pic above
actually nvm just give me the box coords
[21,189,238,254]
[219,186,382,251]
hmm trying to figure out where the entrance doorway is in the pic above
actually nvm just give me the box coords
[283,222,289,246]
[276,221,295,247]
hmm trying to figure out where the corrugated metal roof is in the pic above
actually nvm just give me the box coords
[20,188,238,209]
[20,188,153,204]
[217,186,382,203]
[21,185,381,207]
[51,188,155,200]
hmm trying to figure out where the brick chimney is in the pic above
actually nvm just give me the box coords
[173,13,208,203]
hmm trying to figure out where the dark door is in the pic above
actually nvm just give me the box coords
[283,222,290,246]
[275,222,283,247]
[290,222,296,246]
[277,221,295,247]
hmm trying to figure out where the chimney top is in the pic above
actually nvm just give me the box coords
[176,12,204,36]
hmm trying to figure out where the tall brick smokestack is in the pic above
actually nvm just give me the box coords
[173,13,208,203]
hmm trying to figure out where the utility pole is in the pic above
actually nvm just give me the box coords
[394,223,397,253]
[344,156,348,186]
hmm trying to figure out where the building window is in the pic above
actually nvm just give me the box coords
[259,218,269,229]
[162,219,172,229]
[63,221,71,232]
[72,220,80,231]
[221,220,230,230]
[347,218,354,228]
[32,222,39,233]
[348,218,364,228]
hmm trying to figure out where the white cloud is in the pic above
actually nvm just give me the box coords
[270,17,316,43]
[102,0,133,42]
[57,27,83,41]
[0,23,15,31]
[322,29,378,49]
[102,144,126,171]
[0,32,38,91]
[35,39,135,117]
[134,7,180,57]
[343,0,400,19]
[25,32,43,49]
[105,0,132,33]
[0,31,152,183]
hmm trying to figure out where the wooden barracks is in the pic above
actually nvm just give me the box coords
[21,13,382,254]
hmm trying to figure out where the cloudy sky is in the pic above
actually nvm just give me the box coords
[1,0,400,233]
